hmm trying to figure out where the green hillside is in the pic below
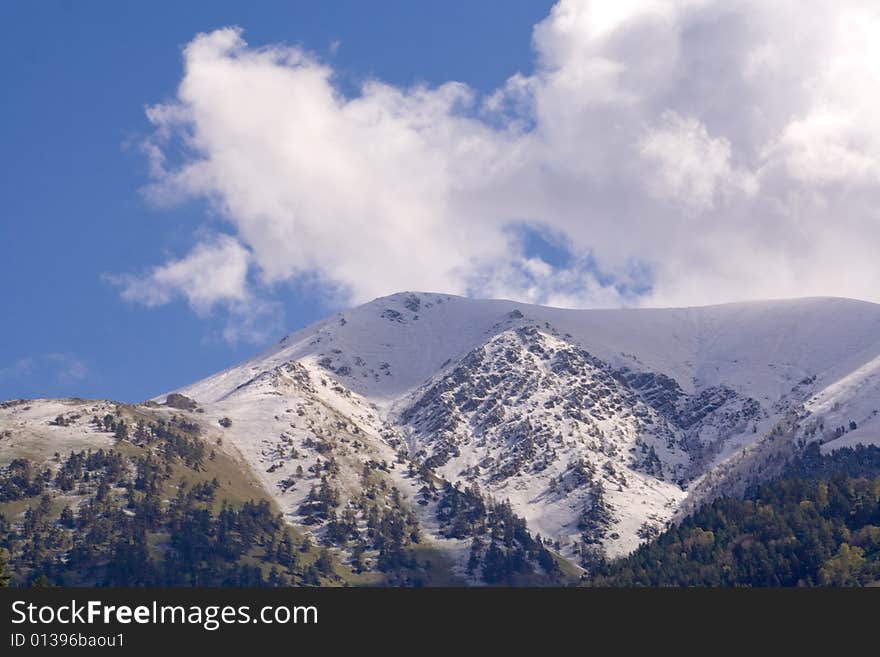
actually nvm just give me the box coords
[585,443,880,587]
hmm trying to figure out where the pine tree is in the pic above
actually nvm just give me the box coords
[60,506,75,529]
[467,537,483,575]
[0,549,10,587]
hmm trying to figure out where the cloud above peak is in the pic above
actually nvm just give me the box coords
[114,234,250,313]
[121,0,880,332]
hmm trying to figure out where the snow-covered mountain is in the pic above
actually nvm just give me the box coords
[172,292,880,559]
[4,292,880,577]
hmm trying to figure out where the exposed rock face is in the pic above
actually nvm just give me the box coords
[164,393,198,411]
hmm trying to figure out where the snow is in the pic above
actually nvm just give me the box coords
[808,353,880,451]
[0,399,117,465]
[178,293,880,409]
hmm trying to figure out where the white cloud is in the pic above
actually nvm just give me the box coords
[114,234,250,313]
[640,112,756,211]
[767,110,880,185]
[109,233,284,343]
[124,0,880,324]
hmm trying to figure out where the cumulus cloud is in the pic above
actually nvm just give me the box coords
[107,233,278,342]
[123,0,880,324]
[639,112,757,211]
[113,234,250,313]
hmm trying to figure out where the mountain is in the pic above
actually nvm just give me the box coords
[3,292,880,584]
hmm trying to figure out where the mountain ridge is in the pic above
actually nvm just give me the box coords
[175,291,880,402]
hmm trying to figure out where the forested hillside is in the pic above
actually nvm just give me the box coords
[586,444,880,586]
[0,410,345,587]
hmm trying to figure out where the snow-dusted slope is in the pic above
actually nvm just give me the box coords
[181,293,880,403]
[166,292,880,563]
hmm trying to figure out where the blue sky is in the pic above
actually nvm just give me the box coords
[0,1,554,402]
[4,1,880,402]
